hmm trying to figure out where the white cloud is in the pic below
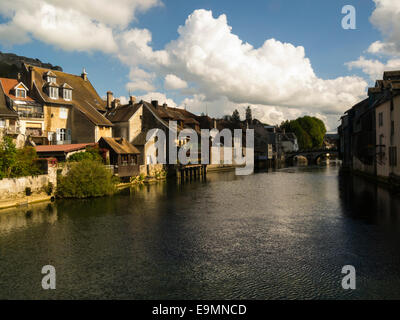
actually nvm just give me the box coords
[0,0,162,52]
[117,10,366,119]
[346,56,400,81]
[126,80,156,92]
[164,74,188,90]
[368,0,400,56]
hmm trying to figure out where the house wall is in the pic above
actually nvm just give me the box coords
[71,108,95,143]
[376,101,390,177]
[44,104,71,143]
[113,122,129,141]
[128,106,143,142]
[96,126,112,142]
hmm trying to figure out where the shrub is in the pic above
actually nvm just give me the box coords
[43,182,54,195]
[56,160,117,199]
[68,146,103,163]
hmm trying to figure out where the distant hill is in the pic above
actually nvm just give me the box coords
[0,51,62,79]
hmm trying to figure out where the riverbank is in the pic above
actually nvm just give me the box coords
[0,193,53,210]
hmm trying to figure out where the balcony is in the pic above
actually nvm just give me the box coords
[5,127,20,135]
[17,111,44,119]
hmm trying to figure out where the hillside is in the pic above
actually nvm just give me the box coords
[0,51,62,79]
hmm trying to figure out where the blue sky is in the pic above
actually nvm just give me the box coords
[0,0,398,130]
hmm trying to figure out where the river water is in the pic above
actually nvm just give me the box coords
[1,165,400,299]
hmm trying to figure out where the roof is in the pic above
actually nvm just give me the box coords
[35,143,95,154]
[26,64,112,127]
[100,137,140,155]
[383,70,400,80]
[0,78,35,102]
[0,80,18,118]
[106,103,142,122]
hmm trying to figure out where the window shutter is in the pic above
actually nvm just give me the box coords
[67,129,71,141]
[56,128,60,141]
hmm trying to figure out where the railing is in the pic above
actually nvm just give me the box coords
[18,111,44,119]
[5,127,20,135]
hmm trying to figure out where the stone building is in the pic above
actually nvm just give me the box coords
[19,64,113,145]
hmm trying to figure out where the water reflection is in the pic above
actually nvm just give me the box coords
[1,167,400,299]
[339,171,400,232]
[0,202,58,234]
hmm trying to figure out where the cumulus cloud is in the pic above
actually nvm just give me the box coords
[346,56,400,81]
[116,9,366,120]
[368,0,400,56]
[0,0,161,51]
[164,74,188,90]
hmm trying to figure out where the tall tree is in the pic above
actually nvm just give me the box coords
[245,106,252,124]
[280,116,327,150]
[232,109,240,123]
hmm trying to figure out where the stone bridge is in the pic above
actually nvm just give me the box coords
[286,148,339,165]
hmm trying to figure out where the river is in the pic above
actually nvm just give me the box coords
[1,165,400,299]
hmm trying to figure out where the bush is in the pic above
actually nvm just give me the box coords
[43,182,54,195]
[56,159,117,199]
[68,146,103,163]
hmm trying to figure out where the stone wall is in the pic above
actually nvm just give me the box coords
[0,166,57,201]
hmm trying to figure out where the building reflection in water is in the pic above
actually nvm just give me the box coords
[339,170,400,232]
[0,202,58,235]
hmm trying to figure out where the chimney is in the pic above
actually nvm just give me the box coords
[151,100,159,108]
[112,98,120,109]
[17,72,22,81]
[107,91,113,109]
[129,96,136,105]
[163,103,168,108]
[81,68,88,81]
[214,119,217,129]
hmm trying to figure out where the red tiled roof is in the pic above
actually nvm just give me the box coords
[35,143,95,153]
[0,78,35,102]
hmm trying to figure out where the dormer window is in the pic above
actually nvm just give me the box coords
[62,83,73,101]
[48,76,56,84]
[64,89,72,101]
[16,88,26,98]
[45,71,57,84]
[49,86,59,99]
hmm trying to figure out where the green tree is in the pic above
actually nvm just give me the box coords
[0,136,17,179]
[0,137,41,179]
[232,109,240,123]
[281,116,326,150]
[57,159,117,199]
[245,106,252,124]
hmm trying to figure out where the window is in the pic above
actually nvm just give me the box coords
[389,147,397,167]
[49,87,59,99]
[379,112,383,127]
[15,88,26,98]
[57,128,71,143]
[47,76,56,84]
[0,119,5,128]
[59,128,66,141]
[63,89,72,101]
[60,107,68,119]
